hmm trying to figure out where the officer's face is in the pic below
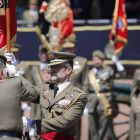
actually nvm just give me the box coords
[39,51,48,63]
[92,56,103,68]
[42,70,51,83]
[64,47,77,54]
[50,63,72,84]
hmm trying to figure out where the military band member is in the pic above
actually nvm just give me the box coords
[22,51,87,140]
[87,50,125,140]
[0,55,37,140]
[130,68,140,140]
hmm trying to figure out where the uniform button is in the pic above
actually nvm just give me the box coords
[59,109,61,112]
[133,97,135,100]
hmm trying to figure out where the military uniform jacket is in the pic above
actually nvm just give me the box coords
[16,61,33,84]
[130,68,140,140]
[0,76,37,133]
[32,82,87,137]
[70,56,89,93]
[88,65,126,94]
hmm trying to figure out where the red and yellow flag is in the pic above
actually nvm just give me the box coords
[0,0,17,55]
[109,0,128,55]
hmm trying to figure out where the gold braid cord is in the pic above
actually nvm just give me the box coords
[88,71,112,117]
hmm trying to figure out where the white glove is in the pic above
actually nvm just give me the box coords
[21,103,31,111]
[83,105,88,116]
[22,117,37,130]
[112,55,124,72]
[6,64,19,77]
[29,128,35,137]
[4,52,16,66]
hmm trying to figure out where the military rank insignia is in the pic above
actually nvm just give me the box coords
[42,91,48,99]
[43,87,47,91]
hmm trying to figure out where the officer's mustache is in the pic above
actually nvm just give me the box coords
[51,72,57,76]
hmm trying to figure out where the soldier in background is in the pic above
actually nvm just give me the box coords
[63,39,89,140]
[30,45,48,120]
[42,65,51,83]
[23,0,38,27]
[87,50,126,140]
[130,68,140,140]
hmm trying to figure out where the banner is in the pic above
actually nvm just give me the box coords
[0,0,17,55]
[109,0,128,55]
[36,0,75,51]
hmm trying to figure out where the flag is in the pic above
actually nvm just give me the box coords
[0,0,17,55]
[109,0,128,55]
[36,0,76,51]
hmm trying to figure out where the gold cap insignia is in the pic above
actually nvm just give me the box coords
[48,52,55,60]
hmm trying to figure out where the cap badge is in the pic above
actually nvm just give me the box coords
[48,52,55,60]
[70,93,74,97]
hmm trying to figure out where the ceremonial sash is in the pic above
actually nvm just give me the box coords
[40,132,75,140]
[88,71,112,117]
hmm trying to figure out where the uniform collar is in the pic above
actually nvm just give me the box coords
[56,81,71,96]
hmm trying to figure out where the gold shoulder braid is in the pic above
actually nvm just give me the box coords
[88,70,112,117]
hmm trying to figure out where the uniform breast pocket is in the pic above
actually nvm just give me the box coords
[41,98,50,110]
[53,105,67,116]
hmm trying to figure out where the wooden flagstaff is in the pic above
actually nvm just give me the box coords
[6,0,11,64]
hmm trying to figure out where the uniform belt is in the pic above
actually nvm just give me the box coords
[0,131,22,138]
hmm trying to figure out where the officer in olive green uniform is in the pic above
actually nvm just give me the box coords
[23,0,38,27]
[0,55,37,140]
[63,39,89,140]
[30,45,48,120]
[23,51,87,140]
[87,50,125,140]
[130,68,140,140]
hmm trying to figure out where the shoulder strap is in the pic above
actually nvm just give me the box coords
[88,70,112,117]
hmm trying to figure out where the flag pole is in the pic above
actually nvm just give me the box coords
[6,0,11,64]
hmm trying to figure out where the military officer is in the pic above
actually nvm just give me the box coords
[0,55,37,140]
[63,39,89,140]
[22,51,87,140]
[130,68,140,140]
[87,50,126,140]
[23,0,38,27]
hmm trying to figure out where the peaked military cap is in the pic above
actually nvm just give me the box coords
[0,55,7,66]
[47,51,76,66]
[92,50,105,60]
[62,39,77,48]
[11,43,21,52]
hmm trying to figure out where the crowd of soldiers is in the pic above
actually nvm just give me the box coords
[0,34,139,140]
